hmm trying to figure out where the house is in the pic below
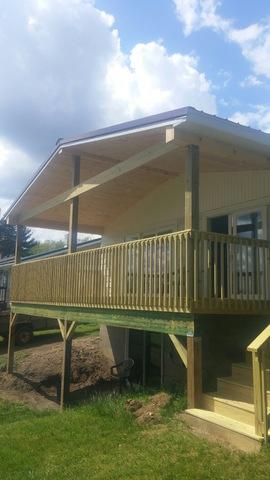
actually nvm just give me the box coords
[3,106,270,451]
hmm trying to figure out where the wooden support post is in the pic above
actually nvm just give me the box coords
[68,155,80,254]
[15,225,23,264]
[58,319,77,409]
[252,350,268,439]
[7,313,17,374]
[184,145,199,230]
[187,335,202,409]
[160,334,164,387]
[142,331,146,386]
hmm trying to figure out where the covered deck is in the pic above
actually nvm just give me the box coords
[4,108,270,433]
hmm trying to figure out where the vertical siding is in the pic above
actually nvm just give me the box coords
[102,170,270,245]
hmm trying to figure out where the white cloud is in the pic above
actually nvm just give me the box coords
[230,105,270,133]
[240,75,263,88]
[229,24,270,79]
[0,0,216,222]
[173,0,231,35]
[173,0,270,80]
[105,41,216,122]
[0,138,36,203]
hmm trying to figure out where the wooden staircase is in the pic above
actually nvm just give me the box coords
[183,356,270,452]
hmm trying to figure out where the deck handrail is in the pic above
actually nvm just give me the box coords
[247,325,270,353]
[247,325,270,442]
[10,229,270,315]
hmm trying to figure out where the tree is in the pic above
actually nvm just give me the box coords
[0,221,37,258]
[31,239,66,255]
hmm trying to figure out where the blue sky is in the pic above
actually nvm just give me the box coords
[97,0,270,120]
[0,0,270,241]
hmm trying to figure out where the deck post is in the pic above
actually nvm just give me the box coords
[187,335,202,409]
[68,155,80,254]
[7,313,17,373]
[15,225,23,264]
[6,227,22,374]
[58,319,76,409]
[184,145,199,230]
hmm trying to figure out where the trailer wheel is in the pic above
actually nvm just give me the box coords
[15,325,33,346]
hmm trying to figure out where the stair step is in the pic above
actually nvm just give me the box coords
[182,408,263,452]
[201,393,255,426]
[231,363,270,386]
[217,377,270,404]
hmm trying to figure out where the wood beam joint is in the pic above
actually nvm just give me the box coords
[168,334,187,367]
[18,141,178,223]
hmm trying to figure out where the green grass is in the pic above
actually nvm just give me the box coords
[0,394,270,480]
[34,322,99,338]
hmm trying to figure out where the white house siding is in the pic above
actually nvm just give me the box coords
[102,170,270,245]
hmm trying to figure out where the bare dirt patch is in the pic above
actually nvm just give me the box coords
[0,336,112,410]
[126,392,172,424]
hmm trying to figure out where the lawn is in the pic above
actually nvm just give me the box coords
[0,393,270,480]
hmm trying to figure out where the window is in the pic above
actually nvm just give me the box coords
[234,211,263,240]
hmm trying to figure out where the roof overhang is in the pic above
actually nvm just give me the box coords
[4,107,270,232]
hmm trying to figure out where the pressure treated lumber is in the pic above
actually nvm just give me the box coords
[58,319,77,409]
[184,145,199,230]
[68,155,80,253]
[183,409,263,453]
[187,336,202,409]
[14,225,23,264]
[6,313,17,374]
[168,334,187,367]
[11,304,194,336]
[10,229,270,315]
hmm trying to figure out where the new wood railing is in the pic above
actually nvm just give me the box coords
[10,230,270,314]
[247,325,270,442]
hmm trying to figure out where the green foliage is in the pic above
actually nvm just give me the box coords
[21,225,37,256]
[0,395,270,479]
[0,221,37,257]
[30,239,66,255]
[0,220,16,257]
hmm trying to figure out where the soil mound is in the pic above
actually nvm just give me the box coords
[0,336,112,409]
[126,392,171,424]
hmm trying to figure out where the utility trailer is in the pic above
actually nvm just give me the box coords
[0,309,58,345]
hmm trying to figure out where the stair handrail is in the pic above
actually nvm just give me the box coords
[247,324,270,443]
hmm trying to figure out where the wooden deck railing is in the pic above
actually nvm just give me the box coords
[247,325,270,442]
[10,230,270,314]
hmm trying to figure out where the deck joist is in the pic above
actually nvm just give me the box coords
[11,303,195,335]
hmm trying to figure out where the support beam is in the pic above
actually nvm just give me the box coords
[68,155,80,253]
[168,334,187,367]
[18,141,178,223]
[14,225,23,264]
[58,319,77,409]
[7,313,17,374]
[184,145,199,230]
[187,336,202,409]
